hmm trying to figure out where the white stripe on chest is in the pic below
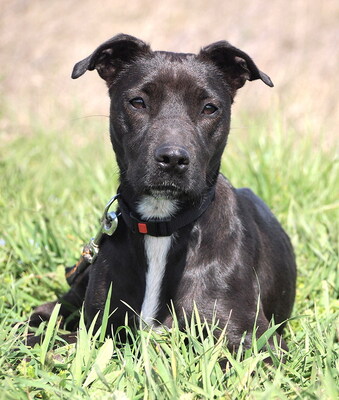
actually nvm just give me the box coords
[137,196,178,326]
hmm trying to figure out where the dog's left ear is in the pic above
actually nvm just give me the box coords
[199,41,273,98]
[71,33,151,86]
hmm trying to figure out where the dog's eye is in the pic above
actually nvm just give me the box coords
[202,103,218,115]
[129,97,146,109]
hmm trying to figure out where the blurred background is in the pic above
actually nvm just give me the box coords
[0,0,338,149]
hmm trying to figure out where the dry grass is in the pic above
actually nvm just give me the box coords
[0,0,338,149]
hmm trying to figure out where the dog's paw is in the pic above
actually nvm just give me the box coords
[28,301,59,327]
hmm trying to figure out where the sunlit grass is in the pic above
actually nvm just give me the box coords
[0,111,338,399]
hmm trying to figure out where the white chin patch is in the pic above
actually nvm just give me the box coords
[137,195,178,220]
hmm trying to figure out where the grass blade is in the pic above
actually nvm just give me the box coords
[40,302,61,365]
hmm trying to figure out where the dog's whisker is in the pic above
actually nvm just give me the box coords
[71,114,110,122]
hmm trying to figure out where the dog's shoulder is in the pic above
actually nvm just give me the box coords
[204,174,243,235]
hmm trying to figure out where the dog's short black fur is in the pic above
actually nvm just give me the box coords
[29,34,296,353]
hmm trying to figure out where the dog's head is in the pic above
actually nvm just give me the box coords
[72,34,273,203]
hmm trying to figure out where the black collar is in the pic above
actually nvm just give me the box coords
[118,188,215,237]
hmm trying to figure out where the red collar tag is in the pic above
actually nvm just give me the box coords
[138,223,148,234]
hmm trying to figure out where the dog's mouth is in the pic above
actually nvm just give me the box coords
[145,183,186,199]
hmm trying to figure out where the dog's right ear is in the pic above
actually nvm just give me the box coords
[71,34,151,86]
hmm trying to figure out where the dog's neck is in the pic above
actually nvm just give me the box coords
[118,187,215,237]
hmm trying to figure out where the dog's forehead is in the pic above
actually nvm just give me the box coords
[120,51,223,94]
[147,51,215,81]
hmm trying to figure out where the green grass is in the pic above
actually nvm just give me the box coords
[0,111,338,399]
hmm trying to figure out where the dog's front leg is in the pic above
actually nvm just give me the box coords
[224,307,288,366]
[26,267,89,345]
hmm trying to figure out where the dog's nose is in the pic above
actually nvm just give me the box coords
[154,145,190,173]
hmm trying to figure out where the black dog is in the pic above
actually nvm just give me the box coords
[29,34,296,354]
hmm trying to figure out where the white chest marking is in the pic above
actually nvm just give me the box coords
[141,236,171,325]
[137,196,178,326]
